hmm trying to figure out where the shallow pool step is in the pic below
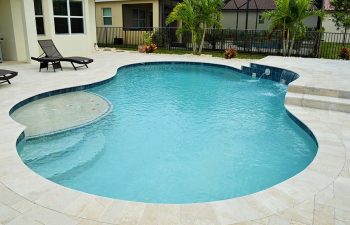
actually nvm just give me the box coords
[285,92,350,113]
[20,133,85,163]
[28,132,106,179]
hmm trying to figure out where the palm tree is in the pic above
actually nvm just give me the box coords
[263,0,323,56]
[166,0,223,55]
[196,0,223,54]
[166,0,201,54]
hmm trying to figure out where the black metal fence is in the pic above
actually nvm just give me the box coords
[96,27,350,59]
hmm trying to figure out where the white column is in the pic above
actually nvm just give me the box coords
[21,0,39,63]
[153,1,159,28]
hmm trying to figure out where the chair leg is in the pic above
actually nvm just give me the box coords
[85,64,88,68]
[39,62,48,72]
[7,79,11,84]
[71,62,77,70]
[52,61,62,72]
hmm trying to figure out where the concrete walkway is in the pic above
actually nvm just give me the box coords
[0,51,349,225]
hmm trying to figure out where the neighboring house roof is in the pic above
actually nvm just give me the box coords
[323,0,334,11]
[223,0,275,11]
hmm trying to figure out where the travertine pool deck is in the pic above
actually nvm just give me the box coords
[0,51,349,225]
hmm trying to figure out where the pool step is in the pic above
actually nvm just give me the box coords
[27,132,106,179]
[288,85,350,100]
[20,133,85,163]
[285,92,350,113]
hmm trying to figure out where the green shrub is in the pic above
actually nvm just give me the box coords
[152,30,171,48]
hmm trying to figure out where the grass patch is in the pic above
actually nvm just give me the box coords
[319,42,350,59]
[112,46,267,60]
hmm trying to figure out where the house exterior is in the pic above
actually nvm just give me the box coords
[322,0,345,33]
[95,0,182,45]
[0,0,97,63]
[95,0,160,28]
[222,0,321,30]
[95,0,325,30]
[95,0,180,28]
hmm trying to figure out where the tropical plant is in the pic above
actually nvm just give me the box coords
[143,32,153,46]
[166,0,223,55]
[166,0,200,54]
[263,0,324,56]
[329,0,350,44]
[138,32,157,53]
[196,0,223,53]
[339,47,350,60]
[224,48,238,59]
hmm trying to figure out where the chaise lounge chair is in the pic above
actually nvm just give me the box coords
[31,40,93,72]
[0,69,18,84]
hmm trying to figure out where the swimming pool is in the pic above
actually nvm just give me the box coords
[17,62,317,204]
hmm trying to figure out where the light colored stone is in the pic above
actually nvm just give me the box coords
[267,215,290,225]
[0,203,19,224]
[24,205,79,225]
[116,202,145,225]
[5,215,43,225]
[335,208,350,223]
[78,197,114,221]
[278,200,314,225]
[313,203,335,225]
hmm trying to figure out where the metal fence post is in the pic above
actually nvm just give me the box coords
[95,27,349,59]
[105,27,108,47]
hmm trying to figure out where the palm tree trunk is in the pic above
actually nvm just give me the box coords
[198,24,207,54]
[191,31,197,54]
[288,34,295,56]
[284,29,290,56]
[282,22,286,56]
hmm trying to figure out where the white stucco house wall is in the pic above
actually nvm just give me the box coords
[0,0,97,63]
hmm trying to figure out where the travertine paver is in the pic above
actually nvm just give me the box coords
[0,51,350,225]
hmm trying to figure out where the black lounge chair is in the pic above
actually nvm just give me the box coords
[0,69,18,84]
[31,39,93,72]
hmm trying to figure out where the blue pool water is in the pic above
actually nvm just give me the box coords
[17,63,317,204]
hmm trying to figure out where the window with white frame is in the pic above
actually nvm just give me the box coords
[53,0,84,34]
[34,0,45,35]
[103,8,112,26]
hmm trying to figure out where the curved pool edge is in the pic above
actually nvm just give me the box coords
[0,57,346,225]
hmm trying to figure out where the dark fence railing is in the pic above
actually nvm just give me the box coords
[96,27,350,59]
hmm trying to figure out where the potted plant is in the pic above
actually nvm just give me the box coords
[138,32,158,53]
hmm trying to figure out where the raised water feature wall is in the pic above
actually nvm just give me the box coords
[241,63,300,85]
